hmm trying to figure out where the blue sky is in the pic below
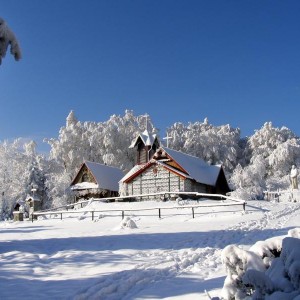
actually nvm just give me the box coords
[1,0,300,151]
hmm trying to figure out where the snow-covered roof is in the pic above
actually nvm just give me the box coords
[80,161,124,192]
[129,130,158,148]
[162,147,221,186]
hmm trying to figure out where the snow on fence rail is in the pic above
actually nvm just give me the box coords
[31,192,246,222]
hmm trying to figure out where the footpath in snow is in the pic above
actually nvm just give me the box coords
[0,199,299,299]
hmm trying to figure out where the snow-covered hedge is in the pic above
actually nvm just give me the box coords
[221,228,300,299]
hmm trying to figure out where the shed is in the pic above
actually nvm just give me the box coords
[70,161,124,201]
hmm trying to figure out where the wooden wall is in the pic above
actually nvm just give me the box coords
[120,164,209,198]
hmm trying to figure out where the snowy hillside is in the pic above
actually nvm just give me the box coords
[0,199,299,299]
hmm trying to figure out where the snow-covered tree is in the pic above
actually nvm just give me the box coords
[167,118,241,173]
[0,139,47,219]
[245,122,297,166]
[23,141,47,204]
[46,110,155,176]
[46,110,87,175]
[230,155,267,200]
[231,122,300,198]
[2,110,300,211]
[45,110,157,207]
[0,17,21,65]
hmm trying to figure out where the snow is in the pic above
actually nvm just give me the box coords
[0,199,300,299]
[71,182,99,190]
[129,130,157,148]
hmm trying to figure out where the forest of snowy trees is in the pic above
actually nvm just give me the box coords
[1,109,300,220]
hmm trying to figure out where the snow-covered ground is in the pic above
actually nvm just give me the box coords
[0,199,299,299]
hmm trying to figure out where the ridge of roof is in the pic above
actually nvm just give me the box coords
[84,161,122,171]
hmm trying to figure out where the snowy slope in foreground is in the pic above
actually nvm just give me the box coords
[0,200,299,299]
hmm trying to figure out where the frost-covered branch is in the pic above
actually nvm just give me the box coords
[0,17,22,65]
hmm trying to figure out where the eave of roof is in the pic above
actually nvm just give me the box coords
[120,162,154,183]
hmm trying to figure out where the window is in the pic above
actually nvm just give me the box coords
[82,173,89,182]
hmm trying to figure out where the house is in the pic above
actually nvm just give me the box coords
[119,145,230,198]
[70,161,124,201]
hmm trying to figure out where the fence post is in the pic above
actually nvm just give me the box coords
[61,213,63,220]
[32,213,34,222]
[243,202,246,211]
[192,207,194,218]
[159,208,161,219]
[122,211,124,219]
[92,211,94,221]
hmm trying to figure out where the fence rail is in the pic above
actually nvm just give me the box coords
[31,192,246,222]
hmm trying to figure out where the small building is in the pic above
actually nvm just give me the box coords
[14,200,25,212]
[70,161,124,201]
[119,147,230,198]
[13,200,25,221]
[26,196,42,220]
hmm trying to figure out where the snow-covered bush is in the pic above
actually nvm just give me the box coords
[221,230,300,299]
[120,216,137,229]
[221,245,265,299]
[249,236,283,268]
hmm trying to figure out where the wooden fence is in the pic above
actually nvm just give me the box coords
[31,192,246,222]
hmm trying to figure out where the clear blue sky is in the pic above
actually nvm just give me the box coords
[1,0,300,151]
